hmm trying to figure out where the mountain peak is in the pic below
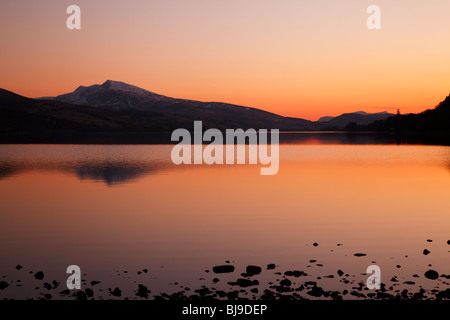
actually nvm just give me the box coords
[101,80,149,94]
[102,79,129,87]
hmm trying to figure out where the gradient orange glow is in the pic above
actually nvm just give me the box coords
[1,0,449,120]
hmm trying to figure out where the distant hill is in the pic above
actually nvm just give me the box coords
[315,111,394,130]
[317,116,334,122]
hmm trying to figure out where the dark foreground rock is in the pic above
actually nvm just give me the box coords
[424,270,439,280]
[227,278,259,287]
[110,288,122,297]
[76,291,87,300]
[2,254,449,301]
[246,265,262,275]
[0,281,9,290]
[34,272,44,280]
[280,279,292,286]
[284,270,307,277]
[136,284,151,298]
[212,265,235,274]
[85,288,94,298]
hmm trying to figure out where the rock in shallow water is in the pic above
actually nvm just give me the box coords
[43,282,52,290]
[212,265,235,274]
[85,288,94,298]
[227,278,258,287]
[307,286,325,297]
[76,291,87,300]
[280,279,292,286]
[353,253,366,257]
[284,270,306,277]
[194,287,212,296]
[110,288,122,297]
[246,265,262,275]
[34,271,44,280]
[424,270,439,280]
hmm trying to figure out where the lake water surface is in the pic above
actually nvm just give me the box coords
[0,139,449,299]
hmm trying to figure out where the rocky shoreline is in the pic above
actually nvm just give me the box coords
[1,240,449,300]
[1,263,449,300]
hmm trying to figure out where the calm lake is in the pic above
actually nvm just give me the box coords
[0,136,449,299]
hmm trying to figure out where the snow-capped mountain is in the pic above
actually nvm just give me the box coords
[55,80,173,110]
[45,80,315,130]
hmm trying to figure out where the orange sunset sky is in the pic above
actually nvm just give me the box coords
[1,0,449,120]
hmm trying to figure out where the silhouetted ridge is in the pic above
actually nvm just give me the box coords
[344,93,450,143]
